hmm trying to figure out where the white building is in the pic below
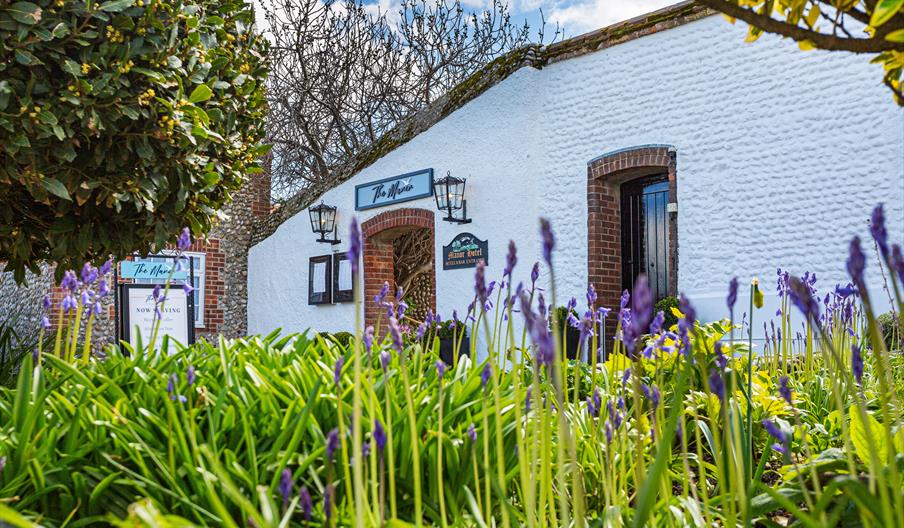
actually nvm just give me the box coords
[247,1,904,353]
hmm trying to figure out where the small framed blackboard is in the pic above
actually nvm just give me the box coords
[332,253,356,303]
[308,255,333,305]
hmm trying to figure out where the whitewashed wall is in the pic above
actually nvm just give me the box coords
[249,13,904,346]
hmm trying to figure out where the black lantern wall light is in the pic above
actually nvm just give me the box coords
[308,201,341,244]
[433,171,471,224]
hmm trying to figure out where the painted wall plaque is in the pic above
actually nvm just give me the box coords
[120,260,188,280]
[355,168,434,210]
[442,233,488,270]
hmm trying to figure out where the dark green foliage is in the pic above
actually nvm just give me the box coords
[318,331,354,347]
[0,0,269,282]
[877,311,900,351]
[550,305,577,330]
[0,312,49,387]
[654,296,679,328]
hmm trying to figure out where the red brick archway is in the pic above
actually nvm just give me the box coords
[361,208,436,329]
[587,145,677,324]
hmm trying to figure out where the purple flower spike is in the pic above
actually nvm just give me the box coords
[416,323,427,341]
[388,317,404,354]
[530,262,540,287]
[475,260,487,303]
[152,284,161,302]
[167,373,176,396]
[323,484,334,521]
[99,258,112,276]
[851,344,863,384]
[182,281,194,295]
[650,310,665,335]
[333,356,344,387]
[619,290,630,310]
[778,376,792,404]
[525,386,532,413]
[279,468,293,508]
[870,204,888,259]
[436,360,446,379]
[762,418,787,444]
[176,227,192,251]
[41,316,51,329]
[97,279,109,298]
[789,276,820,322]
[539,218,555,265]
[727,277,739,312]
[679,293,696,326]
[621,368,632,387]
[504,240,517,277]
[81,262,98,285]
[380,350,391,373]
[363,441,371,458]
[847,236,866,287]
[891,245,904,286]
[348,217,362,274]
[631,275,653,336]
[467,423,477,443]
[364,326,374,355]
[587,284,597,307]
[326,428,340,461]
[481,363,492,389]
[187,365,196,386]
[42,295,51,310]
[299,486,312,520]
[714,342,727,369]
[373,420,386,452]
[708,369,725,401]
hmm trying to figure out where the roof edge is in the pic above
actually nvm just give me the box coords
[251,1,715,246]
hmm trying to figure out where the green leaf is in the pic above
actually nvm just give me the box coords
[188,84,212,103]
[850,410,888,471]
[886,28,904,42]
[870,0,904,27]
[7,2,42,25]
[100,0,135,13]
[37,110,57,125]
[61,59,81,76]
[40,178,71,200]
[14,49,39,66]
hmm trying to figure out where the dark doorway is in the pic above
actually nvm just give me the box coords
[620,177,669,301]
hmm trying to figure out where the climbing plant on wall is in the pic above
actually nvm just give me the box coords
[0,0,269,282]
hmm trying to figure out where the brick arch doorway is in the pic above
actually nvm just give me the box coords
[587,145,678,327]
[361,208,436,329]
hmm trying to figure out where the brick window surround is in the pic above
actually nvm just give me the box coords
[587,145,678,328]
[361,208,436,329]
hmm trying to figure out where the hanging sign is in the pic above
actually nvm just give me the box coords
[120,260,188,281]
[355,168,434,211]
[118,284,194,354]
[442,232,488,270]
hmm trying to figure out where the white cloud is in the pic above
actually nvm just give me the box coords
[546,0,674,36]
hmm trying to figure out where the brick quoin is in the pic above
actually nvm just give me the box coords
[361,208,436,331]
[587,146,678,333]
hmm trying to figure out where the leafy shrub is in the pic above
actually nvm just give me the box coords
[0,313,47,387]
[318,331,354,347]
[549,305,577,331]
[654,295,679,328]
[877,311,899,351]
[0,0,269,281]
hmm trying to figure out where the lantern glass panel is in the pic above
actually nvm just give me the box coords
[320,206,335,234]
[309,207,322,234]
[449,179,464,210]
[434,180,449,210]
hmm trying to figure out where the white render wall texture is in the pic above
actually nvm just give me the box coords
[249,13,904,349]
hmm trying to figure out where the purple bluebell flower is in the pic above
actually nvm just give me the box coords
[789,275,820,322]
[375,281,390,306]
[621,368,632,387]
[416,323,427,341]
[99,258,112,276]
[762,418,787,444]
[525,386,532,414]
[539,218,555,265]
[326,428,340,461]
[852,344,863,384]
[727,277,739,312]
[333,356,344,386]
[373,420,386,452]
[605,421,613,444]
[81,290,91,306]
[92,301,101,316]
[397,300,408,318]
[475,260,487,303]
[81,262,98,285]
[187,365,196,386]
[870,204,889,259]
[61,270,78,293]
[587,284,597,307]
[41,316,51,329]
[530,262,540,287]
[299,486,312,520]
[650,310,665,335]
[42,295,51,310]
[97,279,109,298]
[598,306,611,319]
[348,217,362,274]
[279,468,293,508]
[388,317,404,354]
[631,275,653,336]
[481,363,492,389]
[678,293,696,326]
[537,292,547,320]
[182,281,194,295]
[363,326,374,356]
[436,360,446,379]
[467,423,477,443]
[380,350,391,373]
[847,236,866,287]
[714,342,727,369]
[586,395,599,417]
[619,290,630,311]
[651,385,661,409]
[167,373,176,396]
[363,441,371,459]
[778,376,792,404]
[177,227,192,251]
[323,484,334,521]
[152,284,161,302]
[530,322,555,369]
[708,369,725,401]
[504,240,517,277]
[891,244,904,286]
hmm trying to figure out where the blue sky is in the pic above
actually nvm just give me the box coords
[256,0,677,39]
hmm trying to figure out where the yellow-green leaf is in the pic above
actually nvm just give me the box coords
[850,410,888,470]
[870,0,904,28]
[886,28,904,42]
[188,85,212,103]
